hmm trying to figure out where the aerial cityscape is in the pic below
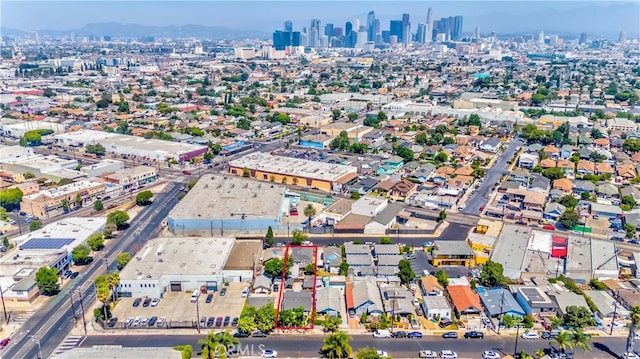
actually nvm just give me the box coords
[0,1,640,358]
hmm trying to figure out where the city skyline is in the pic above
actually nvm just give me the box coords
[1,1,639,38]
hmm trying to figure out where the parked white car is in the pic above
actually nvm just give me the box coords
[482,351,501,359]
[439,350,457,358]
[521,331,540,340]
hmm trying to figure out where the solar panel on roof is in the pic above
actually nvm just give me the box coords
[20,238,75,250]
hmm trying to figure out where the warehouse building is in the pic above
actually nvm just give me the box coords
[167,175,287,236]
[228,152,358,193]
[54,129,208,162]
[117,237,237,298]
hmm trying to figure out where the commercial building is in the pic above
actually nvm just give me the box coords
[21,180,106,218]
[2,154,83,182]
[228,152,357,193]
[0,120,65,138]
[431,241,476,267]
[102,165,158,190]
[167,175,287,236]
[117,237,237,298]
[0,217,106,301]
[54,130,208,162]
[80,159,124,177]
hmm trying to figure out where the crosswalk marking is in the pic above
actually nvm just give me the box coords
[52,335,83,356]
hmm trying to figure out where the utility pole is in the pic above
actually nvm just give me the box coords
[195,297,201,334]
[69,293,77,327]
[610,300,618,336]
[497,290,505,335]
[514,324,523,357]
[0,285,6,324]
[77,290,87,335]
[31,337,43,359]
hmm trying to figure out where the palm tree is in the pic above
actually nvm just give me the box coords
[321,331,353,359]
[535,348,546,359]
[552,331,574,354]
[626,306,640,358]
[198,332,229,359]
[570,328,591,358]
[303,203,317,229]
[214,331,239,353]
[173,345,193,359]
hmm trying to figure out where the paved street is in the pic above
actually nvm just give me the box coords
[463,138,524,215]
[79,333,628,358]
[2,183,183,359]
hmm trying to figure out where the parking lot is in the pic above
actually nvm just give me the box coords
[110,282,248,329]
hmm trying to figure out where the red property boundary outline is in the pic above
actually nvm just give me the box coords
[274,244,318,330]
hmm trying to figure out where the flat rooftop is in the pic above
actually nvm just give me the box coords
[224,239,262,270]
[105,165,156,180]
[52,347,180,359]
[229,152,357,183]
[120,237,235,281]
[54,129,207,157]
[323,198,355,216]
[14,217,106,251]
[169,175,285,219]
[24,180,104,200]
[433,240,474,256]
[491,224,530,279]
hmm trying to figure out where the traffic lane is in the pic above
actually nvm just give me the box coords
[4,184,181,358]
[463,138,522,215]
[79,334,627,358]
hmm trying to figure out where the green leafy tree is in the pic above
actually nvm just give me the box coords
[322,316,341,333]
[398,259,415,285]
[479,260,505,288]
[135,190,154,205]
[87,233,105,251]
[291,229,308,245]
[380,236,392,244]
[321,331,353,358]
[29,221,43,231]
[72,244,91,264]
[255,303,276,332]
[559,209,580,229]
[94,200,104,211]
[356,347,385,359]
[339,262,349,275]
[347,113,358,122]
[107,210,130,229]
[543,167,566,180]
[558,195,579,209]
[330,131,350,150]
[502,314,521,328]
[395,146,414,162]
[434,269,449,288]
[563,305,596,328]
[265,226,274,248]
[623,138,640,152]
[35,266,59,295]
[103,222,117,238]
[0,188,24,211]
[437,210,447,222]
[622,196,638,209]
[237,306,258,334]
[173,345,193,359]
[116,252,132,269]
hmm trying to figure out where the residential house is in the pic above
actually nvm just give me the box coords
[349,277,384,316]
[421,295,452,321]
[557,159,575,177]
[583,290,629,320]
[431,241,476,267]
[543,145,560,159]
[518,153,539,170]
[576,161,595,175]
[544,202,567,221]
[593,138,611,150]
[560,145,573,159]
[364,203,404,235]
[552,178,573,195]
[590,202,623,219]
[597,183,620,200]
[281,291,314,314]
[412,163,436,183]
[322,246,343,274]
[514,286,558,316]
[316,287,343,317]
[376,156,405,175]
[608,117,637,133]
[506,188,546,212]
[479,288,526,318]
[617,164,637,182]
[549,291,589,316]
[447,175,474,190]
[419,275,445,297]
[596,163,615,176]
[530,175,550,192]
[616,288,640,309]
[253,275,272,294]
[432,166,455,185]
[621,186,640,204]
[480,138,502,153]
[573,180,596,195]
[381,286,415,316]
[447,285,483,315]
[389,179,417,200]
[578,147,592,160]
[540,158,556,169]
[454,166,474,177]
[510,170,533,186]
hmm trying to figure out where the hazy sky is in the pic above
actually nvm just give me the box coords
[1,0,638,34]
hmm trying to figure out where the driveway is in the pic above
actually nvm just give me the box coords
[463,137,524,214]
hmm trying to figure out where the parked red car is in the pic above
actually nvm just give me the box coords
[182,170,192,175]
[0,338,10,349]
[543,224,556,231]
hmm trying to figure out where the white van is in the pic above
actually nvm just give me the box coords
[190,289,200,303]
[373,329,392,338]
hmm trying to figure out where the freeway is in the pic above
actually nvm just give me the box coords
[3,182,183,359]
[463,137,524,215]
[79,333,627,358]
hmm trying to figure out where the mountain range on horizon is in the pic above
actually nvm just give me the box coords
[1,2,638,41]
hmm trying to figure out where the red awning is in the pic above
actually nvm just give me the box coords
[551,236,568,258]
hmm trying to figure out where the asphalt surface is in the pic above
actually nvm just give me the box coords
[463,138,524,215]
[79,333,628,358]
[3,182,182,359]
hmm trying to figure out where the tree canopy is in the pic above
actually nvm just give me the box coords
[107,210,130,229]
[35,266,59,295]
[479,260,505,288]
